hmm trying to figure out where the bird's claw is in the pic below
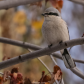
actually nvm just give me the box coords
[48,44,53,48]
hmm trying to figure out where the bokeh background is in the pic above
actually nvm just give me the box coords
[0,0,84,84]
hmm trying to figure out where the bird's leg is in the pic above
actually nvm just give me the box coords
[48,44,53,48]
[59,41,63,45]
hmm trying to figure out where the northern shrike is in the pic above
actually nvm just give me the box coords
[42,7,76,68]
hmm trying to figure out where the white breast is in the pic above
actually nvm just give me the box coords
[42,16,69,45]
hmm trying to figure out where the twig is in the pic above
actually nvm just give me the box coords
[50,55,64,84]
[0,0,43,9]
[52,53,84,64]
[50,55,57,65]
[28,49,51,73]
[69,0,84,5]
[38,58,51,73]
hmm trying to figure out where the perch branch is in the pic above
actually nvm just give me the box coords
[0,37,84,79]
[52,53,84,63]
[70,67,84,79]
[69,0,84,5]
[0,0,43,9]
[0,37,84,64]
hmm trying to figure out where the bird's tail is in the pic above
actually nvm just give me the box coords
[60,49,76,69]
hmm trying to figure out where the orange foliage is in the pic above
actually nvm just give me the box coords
[46,0,63,12]
[31,19,44,30]
[0,65,63,84]
[0,76,3,84]
[13,11,26,25]
[30,0,63,12]
[53,65,61,74]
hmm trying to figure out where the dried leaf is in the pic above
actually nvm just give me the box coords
[43,75,51,82]
[24,77,32,84]
[53,65,62,81]
[54,70,62,81]
[10,68,23,84]
[11,67,19,74]
[45,0,63,12]
[0,76,3,84]
[53,65,61,74]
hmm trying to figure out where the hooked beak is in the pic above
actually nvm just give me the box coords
[42,13,45,16]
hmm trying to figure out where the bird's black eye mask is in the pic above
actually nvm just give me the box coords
[42,12,59,16]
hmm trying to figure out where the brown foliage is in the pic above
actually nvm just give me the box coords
[24,77,32,84]
[53,65,61,74]
[46,0,63,12]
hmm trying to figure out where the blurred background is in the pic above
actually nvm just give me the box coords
[0,0,84,84]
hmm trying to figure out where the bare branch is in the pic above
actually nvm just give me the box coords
[0,0,43,9]
[50,55,57,65]
[28,49,51,73]
[50,55,64,84]
[69,0,84,5]
[50,54,84,79]
[52,53,84,64]
[0,37,84,64]
[0,37,41,50]
[29,49,64,84]
[0,37,84,79]
[70,67,84,79]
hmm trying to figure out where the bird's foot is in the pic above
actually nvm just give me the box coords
[59,41,63,45]
[48,44,53,48]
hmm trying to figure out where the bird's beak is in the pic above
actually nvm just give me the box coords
[42,13,45,16]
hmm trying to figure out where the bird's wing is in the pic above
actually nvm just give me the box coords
[67,27,70,40]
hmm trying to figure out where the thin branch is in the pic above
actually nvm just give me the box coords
[0,37,41,50]
[70,67,84,79]
[50,55,64,84]
[28,49,51,73]
[50,55,57,65]
[0,37,84,64]
[0,0,43,9]
[29,49,64,84]
[0,37,84,79]
[52,53,84,64]
[29,50,60,84]
[38,58,51,72]
[69,0,84,5]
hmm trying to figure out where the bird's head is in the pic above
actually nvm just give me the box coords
[42,7,61,17]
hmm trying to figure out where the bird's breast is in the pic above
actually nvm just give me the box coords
[42,16,69,45]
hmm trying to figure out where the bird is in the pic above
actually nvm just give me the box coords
[42,7,76,68]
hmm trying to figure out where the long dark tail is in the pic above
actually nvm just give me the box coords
[62,49,76,68]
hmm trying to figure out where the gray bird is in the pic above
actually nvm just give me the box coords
[42,7,76,68]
